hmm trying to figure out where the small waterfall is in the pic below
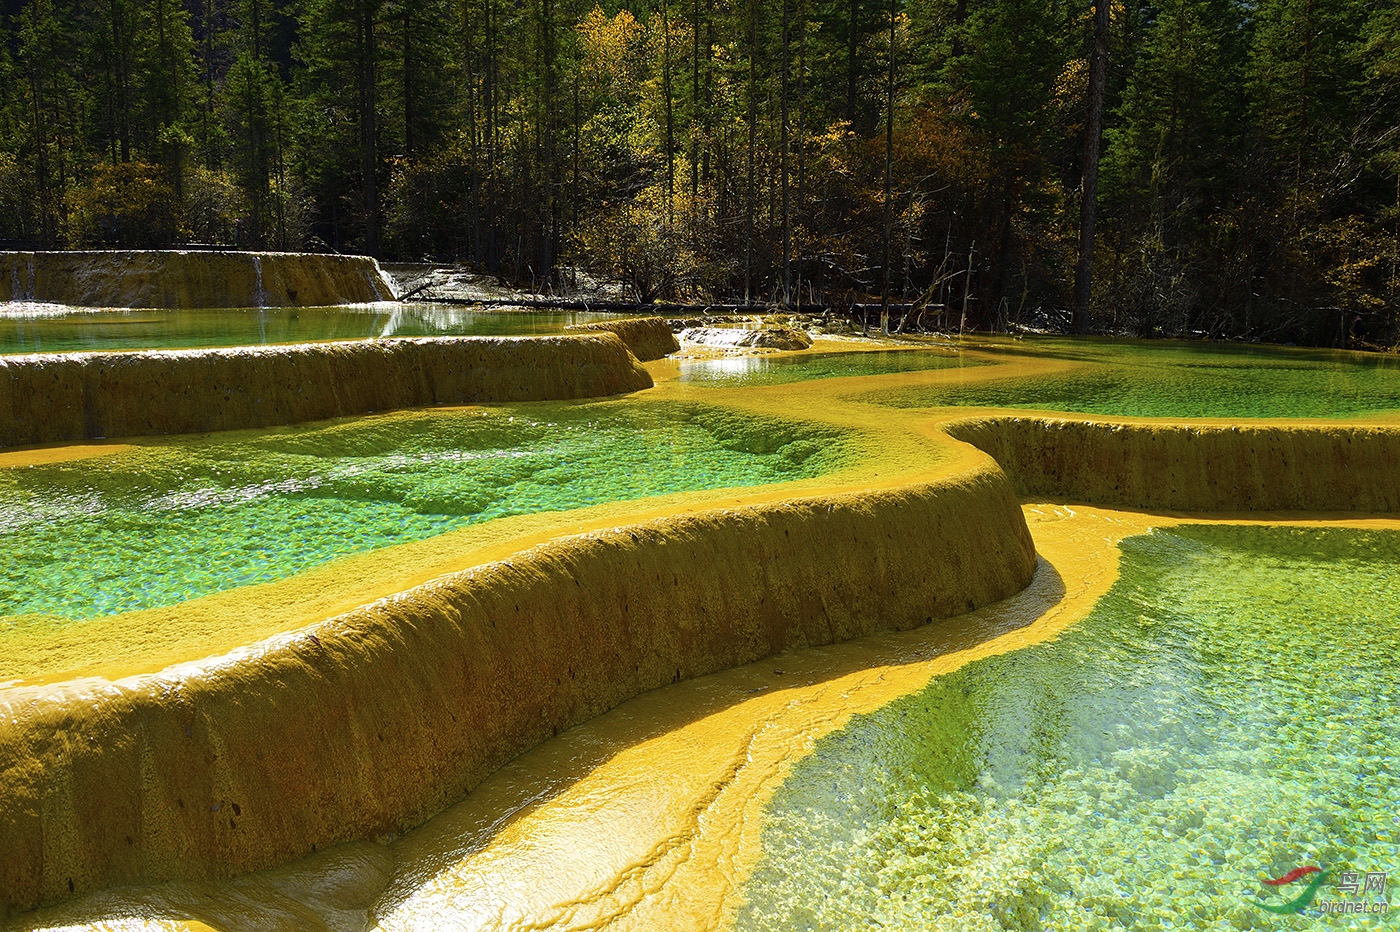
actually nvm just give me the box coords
[252,255,268,308]
[367,260,392,301]
[3,250,393,307]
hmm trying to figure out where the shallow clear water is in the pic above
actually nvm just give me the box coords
[0,303,624,354]
[677,348,975,386]
[0,402,849,623]
[883,338,1400,418]
[739,525,1400,930]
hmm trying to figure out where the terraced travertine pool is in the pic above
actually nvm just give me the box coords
[0,402,847,624]
[738,524,1400,931]
[0,303,625,354]
[0,398,865,684]
[876,336,1400,418]
[4,334,1400,932]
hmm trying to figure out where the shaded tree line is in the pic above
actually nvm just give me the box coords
[0,0,1397,342]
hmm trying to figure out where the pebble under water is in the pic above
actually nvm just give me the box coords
[737,525,1400,930]
[0,402,849,624]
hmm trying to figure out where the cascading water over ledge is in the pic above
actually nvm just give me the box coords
[0,251,396,308]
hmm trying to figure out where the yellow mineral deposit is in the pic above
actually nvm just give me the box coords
[0,333,654,448]
[946,414,1400,511]
[2,503,1112,932]
[20,504,1399,931]
[3,333,1399,931]
[565,316,681,361]
[0,442,132,469]
[0,251,396,308]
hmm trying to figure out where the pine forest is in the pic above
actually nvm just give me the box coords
[1,0,1397,343]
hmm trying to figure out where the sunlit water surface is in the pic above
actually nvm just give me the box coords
[739,525,1400,930]
[0,303,624,354]
[883,338,1400,418]
[0,402,848,625]
[676,348,976,386]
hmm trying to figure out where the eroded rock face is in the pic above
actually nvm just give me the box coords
[679,326,814,351]
[0,461,1035,914]
[566,317,681,361]
[945,416,1400,511]
[0,333,653,448]
[0,250,396,308]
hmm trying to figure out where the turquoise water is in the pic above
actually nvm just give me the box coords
[0,304,624,355]
[739,525,1400,930]
[677,348,974,386]
[0,403,849,622]
[881,338,1400,418]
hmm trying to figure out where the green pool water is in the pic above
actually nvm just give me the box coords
[882,338,1400,418]
[0,403,849,624]
[677,348,975,386]
[738,525,1400,930]
[0,304,624,355]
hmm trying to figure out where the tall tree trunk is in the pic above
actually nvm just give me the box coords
[403,3,415,157]
[243,60,265,244]
[1073,0,1109,335]
[702,0,714,185]
[540,0,557,280]
[109,0,132,162]
[880,0,894,335]
[359,0,379,255]
[485,0,498,269]
[463,0,481,261]
[27,1,53,242]
[691,0,701,199]
[273,81,287,247]
[795,0,806,309]
[745,0,756,303]
[154,0,183,200]
[660,0,674,218]
[780,0,790,302]
[571,74,580,235]
[1393,162,1399,306]
[960,240,974,335]
[847,0,858,126]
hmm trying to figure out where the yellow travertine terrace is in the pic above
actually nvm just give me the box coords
[0,333,654,447]
[2,329,1398,931]
[1,251,395,308]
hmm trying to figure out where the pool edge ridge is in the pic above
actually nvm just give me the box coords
[0,250,396,308]
[566,316,680,361]
[0,332,654,449]
[944,415,1400,512]
[0,457,1036,915]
